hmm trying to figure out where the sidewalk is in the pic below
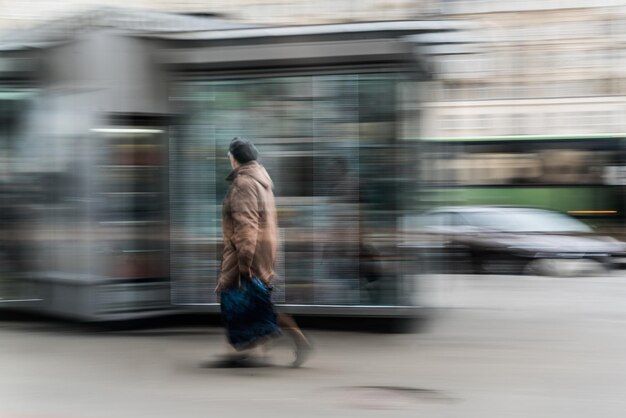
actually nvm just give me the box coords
[1,320,429,418]
[3,275,626,417]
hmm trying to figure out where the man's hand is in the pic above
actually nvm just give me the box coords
[214,281,225,294]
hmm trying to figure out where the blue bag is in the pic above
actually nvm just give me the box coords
[220,277,281,351]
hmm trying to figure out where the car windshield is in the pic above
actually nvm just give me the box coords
[465,209,592,233]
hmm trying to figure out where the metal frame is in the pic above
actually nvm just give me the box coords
[166,31,423,316]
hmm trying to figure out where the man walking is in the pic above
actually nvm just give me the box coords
[216,137,311,367]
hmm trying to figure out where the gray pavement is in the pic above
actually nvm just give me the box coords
[3,274,626,417]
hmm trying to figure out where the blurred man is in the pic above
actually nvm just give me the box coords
[216,137,311,367]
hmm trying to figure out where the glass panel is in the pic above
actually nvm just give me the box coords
[170,73,406,306]
[0,88,40,302]
[169,123,220,304]
[92,129,168,281]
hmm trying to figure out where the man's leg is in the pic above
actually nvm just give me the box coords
[277,312,312,367]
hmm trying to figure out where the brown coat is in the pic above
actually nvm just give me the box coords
[218,161,278,289]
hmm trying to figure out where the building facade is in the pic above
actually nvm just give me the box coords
[422,1,626,138]
[0,0,438,30]
[0,0,624,139]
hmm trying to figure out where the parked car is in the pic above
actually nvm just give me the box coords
[403,206,626,276]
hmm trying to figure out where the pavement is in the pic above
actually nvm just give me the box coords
[3,273,626,417]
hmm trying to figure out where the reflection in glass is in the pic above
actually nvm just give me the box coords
[170,73,413,306]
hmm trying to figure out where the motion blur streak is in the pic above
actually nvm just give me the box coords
[1,1,626,418]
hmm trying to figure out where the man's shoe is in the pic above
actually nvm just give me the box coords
[292,337,313,368]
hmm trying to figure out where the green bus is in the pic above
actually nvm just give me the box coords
[419,134,626,234]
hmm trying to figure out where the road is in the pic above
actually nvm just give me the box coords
[3,274,626,417]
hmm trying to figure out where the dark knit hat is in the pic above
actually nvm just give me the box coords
[229,137,259,164]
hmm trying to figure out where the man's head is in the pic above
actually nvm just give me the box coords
[228,137,258,169]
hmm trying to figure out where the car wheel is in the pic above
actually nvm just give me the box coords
[523,259,548,276]
[470,251,490,275]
